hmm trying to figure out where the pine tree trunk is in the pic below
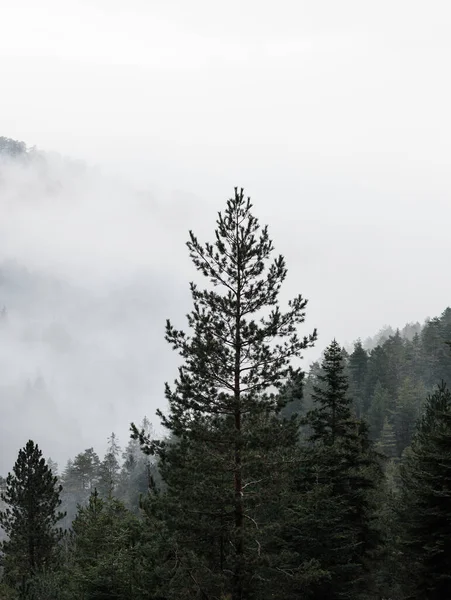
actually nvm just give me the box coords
[233,234,244,600]
[233,401,243,600]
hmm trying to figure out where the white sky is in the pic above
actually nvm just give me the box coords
[1,0,451,465]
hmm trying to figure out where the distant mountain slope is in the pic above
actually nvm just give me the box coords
[287,307,451,461]
[0,137,197,473]
[360,320,423,351]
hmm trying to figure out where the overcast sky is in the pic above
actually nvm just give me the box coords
[1,1,451,467]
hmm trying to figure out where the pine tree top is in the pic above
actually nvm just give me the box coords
[132,187,316,448]
[306,340,354,444]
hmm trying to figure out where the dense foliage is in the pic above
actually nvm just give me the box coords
[399,382,451,599]
[0,441,65,596]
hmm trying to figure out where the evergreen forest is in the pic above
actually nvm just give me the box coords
[1,150,451,599]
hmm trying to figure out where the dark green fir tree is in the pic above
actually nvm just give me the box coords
[348,340,368,417]
[307,339,353,444]
[0,440,65,592]
[400,381,451,599]
[367,380,390,440]
[302,340,383,599]
[65,489,150,600]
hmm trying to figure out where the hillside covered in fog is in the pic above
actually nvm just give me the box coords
[0,137,201,471]
[3,135,451,600]
[0,135,444,472]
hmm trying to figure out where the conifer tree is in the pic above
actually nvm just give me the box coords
[63,489,147,600]
[295,360,323,423]
[118,419,155,512]
[367,381,390,440]
[364,345,389,404]
[279,370,304,419]
[376,417,397,460]
[0,440,65,591]
[47,458,59,478]
[307,339,353,444]
[132,187,316,600]
[421,317,450,387]
[400,381,451,599]
[60,448,101,527]
[404,332,424,382]
[303,340,383,599]
[97,433,121,499]
[392,377,423,456]
[72,448,100,493]
[348,340,368,417]
[383,331,405,398]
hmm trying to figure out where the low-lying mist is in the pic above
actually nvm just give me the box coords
[0,146,212,473]
[1,138,442,475]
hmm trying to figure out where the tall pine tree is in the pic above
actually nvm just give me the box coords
[348,340,368,417]
[132,187,316,600]
[97,433,121,499]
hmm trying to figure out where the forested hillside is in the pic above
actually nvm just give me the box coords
[1,190,451,599]
[0,136,197,473]
[286,308,451,459]
[1,140,451,599]
[13,306,448,528]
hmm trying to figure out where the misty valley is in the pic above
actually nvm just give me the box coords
[1,137,451,600]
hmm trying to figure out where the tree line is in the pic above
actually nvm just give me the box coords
[1,188,451,599]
